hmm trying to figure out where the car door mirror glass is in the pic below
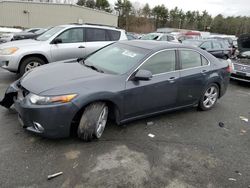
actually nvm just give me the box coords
[134,69,152,81]
[53,38,62,44]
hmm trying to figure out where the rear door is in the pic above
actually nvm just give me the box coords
[210,41,224,58]
[50,28,85,62]
[124,50,180,118]
[84,28,120,56]
[178,49,210,106]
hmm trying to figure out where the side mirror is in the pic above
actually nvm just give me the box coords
[201,47,206,50]
[133,69,152,81]
[53,38,62,44]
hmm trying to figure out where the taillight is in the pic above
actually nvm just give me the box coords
[226,65,232,73]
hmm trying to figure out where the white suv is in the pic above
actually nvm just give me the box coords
[0,24,127,75]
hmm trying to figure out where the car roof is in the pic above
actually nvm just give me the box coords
[118,40,196,51]
[57,24,123,31]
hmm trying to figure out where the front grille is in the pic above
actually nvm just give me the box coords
[233,63,250,73]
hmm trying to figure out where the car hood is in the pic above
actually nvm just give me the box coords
[20,61,108,95]
[0,39,43,48]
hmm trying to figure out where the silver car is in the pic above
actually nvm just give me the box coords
[140,32,179,43]
[0,24,127,75]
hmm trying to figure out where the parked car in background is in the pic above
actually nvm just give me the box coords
[0,28,50,44]
[126,32,138,40]
[141,33,179,42]
[182,39,231,59]
[0,32,37,43]
[0,41,231,141]
[24,28,43,33]
[231,34,250,82]
[0,24,127,76]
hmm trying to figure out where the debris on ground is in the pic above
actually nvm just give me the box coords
[218,122,225,128]
[239,116,249,123]
[148,133,155,138]
[146,121,154,126]
[73,163,78,169]
[228,178,237,181]
[47,172,63,180]
[240,129,247,135]
[235,170,242,176]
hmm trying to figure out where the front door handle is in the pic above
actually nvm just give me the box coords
[167,77,177,83]
[201,70,208,73]
[78,46,85,49]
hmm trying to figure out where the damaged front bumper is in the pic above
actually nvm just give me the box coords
[0,80,19,108]
[0,81,79,138]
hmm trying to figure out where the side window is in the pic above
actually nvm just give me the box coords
[180,50,202,69]
[201,56,209,66]
[167,36,175,41]
[107,30,121,41]
[200,42,212,50]
[159,35,168,41]
[56,28,84,43]
[140,50,176,75]
[86,28,108,42]
[213,41,222,49]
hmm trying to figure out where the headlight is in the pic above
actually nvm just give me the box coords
[0,47,19,55]
[28,93,77,105]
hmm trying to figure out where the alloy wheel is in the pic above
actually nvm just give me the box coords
[203,86,218,109]
[25,61,41,72]
[95,106,108,138]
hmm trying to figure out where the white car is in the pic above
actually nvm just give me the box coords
[0,24,127,75]
[140,32,179,43]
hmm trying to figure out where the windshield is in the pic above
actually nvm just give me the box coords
[36,26,64,41]
[85,43,149,75]
[141,33,160,40]
[182,40,202,47]
[35,28,48,35]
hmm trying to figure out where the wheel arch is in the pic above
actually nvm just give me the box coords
[18,53,49,73]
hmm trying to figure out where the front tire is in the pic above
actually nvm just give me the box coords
[198,84,219,111]
[77,102,108,141]
[19,57,45,76]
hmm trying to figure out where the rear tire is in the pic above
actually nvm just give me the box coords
[198,84,219,111]
[77,102,108,141]
[19,57,45,76]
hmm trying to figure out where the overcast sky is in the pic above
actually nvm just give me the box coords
[109,0,250,17]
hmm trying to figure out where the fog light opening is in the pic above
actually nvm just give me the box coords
[33,122,44,132]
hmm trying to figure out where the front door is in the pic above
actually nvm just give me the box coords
[124,50,180,118]
[50,28,85,62]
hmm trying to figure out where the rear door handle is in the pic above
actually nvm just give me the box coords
[78,46,85,48]
[167,77,177,83]
[201,70,208,73]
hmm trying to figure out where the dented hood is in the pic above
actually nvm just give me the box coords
[20,61,106,95]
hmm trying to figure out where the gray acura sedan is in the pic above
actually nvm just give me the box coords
[0,41,231,141]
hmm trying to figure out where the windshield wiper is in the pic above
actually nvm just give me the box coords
[78,59,104,73]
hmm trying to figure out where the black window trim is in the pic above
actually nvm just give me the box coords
[127,49,178,81]
[50,27,85,44]
[178,48,211,71]
[85,27,111,42]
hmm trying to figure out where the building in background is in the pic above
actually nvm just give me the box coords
[0,0,118,28]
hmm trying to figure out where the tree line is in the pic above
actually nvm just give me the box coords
[75,0,250,35]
